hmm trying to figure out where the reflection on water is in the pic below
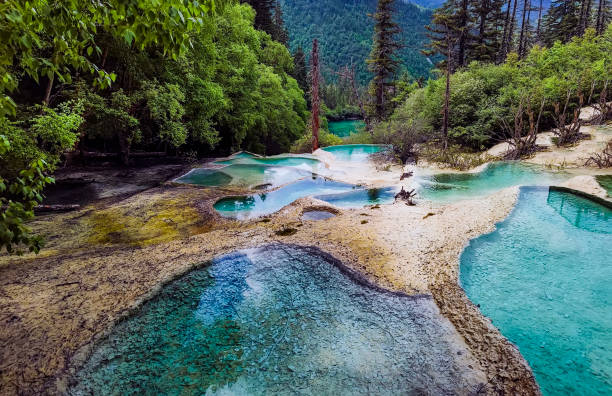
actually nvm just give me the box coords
[71,246,484,395]
[546,189,611,233]
[417,162,569,202]
[461,187,612,395]
[214,177,356,219]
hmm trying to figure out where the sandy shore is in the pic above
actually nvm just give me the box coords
[2,130,610,394]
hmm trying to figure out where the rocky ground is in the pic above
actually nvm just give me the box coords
[1,124,610,395]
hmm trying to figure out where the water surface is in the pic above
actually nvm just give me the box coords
[417,162,569,202]
[460,187,612,395]
[71,246,484,395]
[316,187,398,208]
[214,177,356,219]
[175,164,311,189]
[322,144,387,162]
[328,120,365,137]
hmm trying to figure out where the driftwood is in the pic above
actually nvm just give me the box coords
[395,187,416,205]
[35,204,81,213]
[400,171,413,181]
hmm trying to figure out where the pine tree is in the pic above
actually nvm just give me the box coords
[243,0,275,36]
[310,39,320,151]
[292,46,308,94]
[367,0,403,121]
[470,0,506,63]
[595,0,611,34]
[541,0,582,45]
[272,1,289,46]
[500,0,520,59]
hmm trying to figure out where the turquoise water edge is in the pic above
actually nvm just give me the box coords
[460,187,612,395]
[70,246,483,395]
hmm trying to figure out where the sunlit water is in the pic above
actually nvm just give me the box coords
[460,187,612,395]
[328,120,366,137]
[70,245,485,395]
[321,144,387,162]
[416,162,570,202]
[214,178,399,219]
[214,177,357,219]
[175,164,312,189]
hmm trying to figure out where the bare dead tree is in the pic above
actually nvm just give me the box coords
[592,79,611,124]
[552,90,585,146]
[501,94,545,159]
[585,140,612,168]
[310,38,320,152]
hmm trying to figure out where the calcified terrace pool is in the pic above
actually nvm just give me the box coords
[416,162,570,202]
[461,187,612,395]
[70,245,485,394]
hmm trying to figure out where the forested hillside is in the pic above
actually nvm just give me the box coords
[280,0,434,83]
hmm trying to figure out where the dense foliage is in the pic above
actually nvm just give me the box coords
[279,0,434,84]
[0,1,307,253]
[379,26,612,152]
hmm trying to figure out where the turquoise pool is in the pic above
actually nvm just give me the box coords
[417,162,570,202]
[321,144,388,162]
[71,246,484,394]
[215,154,322,170]
[315,186,398,208]
[175,164,311,189]
[460,187,612,395]
[214,177,356,219]
[328,120,366,137]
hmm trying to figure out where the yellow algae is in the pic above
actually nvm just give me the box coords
[87,198,209,246]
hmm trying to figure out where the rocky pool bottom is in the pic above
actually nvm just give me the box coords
[70,245,485,395]
[461,187,612,395]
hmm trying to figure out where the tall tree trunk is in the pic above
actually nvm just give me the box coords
[508,0,519,52]
[579,0,588,34]
[500,0,514,61]
[518,0,529,58]
[596,0,606,34]
[310,39,320,152]
[457,0,469,68]
[536,0,543,41]
[43,74,54,106]
[583,0,593,33]
[443,30,452,150]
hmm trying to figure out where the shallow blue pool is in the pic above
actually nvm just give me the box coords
[460,187,612,395]
[71,246,484,394]
[321,144,388,162]
[417,162,570,202]
[214,177,357,219]
[175,164,311,189]
[316,186,398,208]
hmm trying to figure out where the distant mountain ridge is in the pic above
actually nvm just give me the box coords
[280,0,434,84]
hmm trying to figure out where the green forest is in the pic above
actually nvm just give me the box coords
[1,0,611,254]
[280,0,435,83]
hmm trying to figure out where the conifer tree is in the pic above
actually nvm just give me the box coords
[310,39,320,151]
[292,46,308,94]
[367,0,403,121]
[595,0,611,34]
[272,1,289,46]
[541,0,582,45]
[243,0,276,36]
[470,0,507,62]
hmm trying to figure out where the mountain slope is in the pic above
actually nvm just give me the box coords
[280,0,434,84]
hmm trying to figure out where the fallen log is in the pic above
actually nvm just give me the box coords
[395,187,416,206]
[35,204,81,213]
[400,171,413,180]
